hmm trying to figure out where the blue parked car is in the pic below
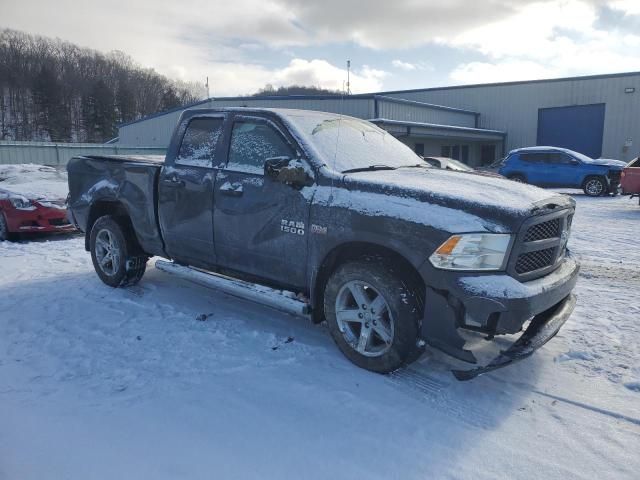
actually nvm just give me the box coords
[499,146,627,196]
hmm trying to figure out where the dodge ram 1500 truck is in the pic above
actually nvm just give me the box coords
[67,108,579,379]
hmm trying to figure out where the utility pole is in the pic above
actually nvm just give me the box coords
[205,76,210,99]
[346,60,351,95]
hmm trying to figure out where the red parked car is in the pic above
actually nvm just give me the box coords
[621,157,640,205]
[0,165,75,241]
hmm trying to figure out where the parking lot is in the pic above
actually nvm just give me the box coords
[1,190,638,479]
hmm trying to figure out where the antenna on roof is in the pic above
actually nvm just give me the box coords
[346,60,351,95]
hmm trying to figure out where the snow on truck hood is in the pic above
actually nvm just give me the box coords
[0,164,68,201]
[339,168,574,233]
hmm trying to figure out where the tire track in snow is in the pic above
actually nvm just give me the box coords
[386,367,494,429]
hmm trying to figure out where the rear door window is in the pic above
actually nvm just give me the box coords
[176,117,224,167]
[227,119,295,174]
[520,153,547,163]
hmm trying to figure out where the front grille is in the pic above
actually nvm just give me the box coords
[523,218,560,242]
[515,247,556,274]
[507,208,574,280]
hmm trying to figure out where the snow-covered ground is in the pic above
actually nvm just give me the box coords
[1,189,639,479]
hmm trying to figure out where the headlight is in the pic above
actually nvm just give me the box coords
[9,195,35,210]
[429,233,512,271]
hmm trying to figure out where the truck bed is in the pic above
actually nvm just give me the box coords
[67,154,166,257]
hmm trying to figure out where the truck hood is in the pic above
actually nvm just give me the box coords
[584,158,627,168]
[341,168,574,233]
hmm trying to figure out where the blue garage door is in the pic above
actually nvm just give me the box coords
[537,103,605,158]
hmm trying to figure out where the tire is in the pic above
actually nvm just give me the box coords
[0,212,15,242]
[583,176,607,197]
[324,259,422,373]
[89,215,148,287]
[508,174,526,183]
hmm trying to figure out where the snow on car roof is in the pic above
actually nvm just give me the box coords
[0,164,69,200]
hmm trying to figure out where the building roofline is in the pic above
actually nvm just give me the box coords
[369,118,507,136]
[373,95,478,115]
[375,71,640,96]
[118,92,477,129]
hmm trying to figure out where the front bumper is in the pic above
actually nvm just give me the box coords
[452,294,576,380]
[419,253,579,378]
[4,204,76,234]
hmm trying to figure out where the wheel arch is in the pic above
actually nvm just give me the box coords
[85,200,137,252]
[310,241,426,324]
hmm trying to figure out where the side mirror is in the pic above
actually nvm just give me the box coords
[570,158,580,165]
[264,156,313,188]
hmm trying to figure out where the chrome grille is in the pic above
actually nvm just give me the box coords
[515,247,556,274]
[523,218,560,242]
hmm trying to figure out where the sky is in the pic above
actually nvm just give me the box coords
[2,0,640,97]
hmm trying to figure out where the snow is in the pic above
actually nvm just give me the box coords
[1,185,639,478]
[311,185,509,233]
[0,163,68,200]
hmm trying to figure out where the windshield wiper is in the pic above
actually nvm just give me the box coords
[398,163,430,169]
[341,164,397,174]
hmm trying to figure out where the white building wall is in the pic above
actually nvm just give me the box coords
[384,73,640,161]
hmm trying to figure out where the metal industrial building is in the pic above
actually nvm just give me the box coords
[118,71,640,166]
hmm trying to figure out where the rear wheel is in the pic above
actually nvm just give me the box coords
[508,174,526,183]
[583,176,606,197]
[324,260,422,373]
[90,215,148,287]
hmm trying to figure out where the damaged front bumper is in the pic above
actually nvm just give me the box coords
[452,294,576,380]
[419,253,579,380]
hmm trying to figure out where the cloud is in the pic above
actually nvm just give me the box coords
[3,0,640,94]
[202,59,386,96]
[450,61,557,84]
[392,60,417,71]
[445,1,640,84]
[610,0,640,15]
[272,59,387,93]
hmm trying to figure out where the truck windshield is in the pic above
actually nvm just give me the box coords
[282,111,423,173]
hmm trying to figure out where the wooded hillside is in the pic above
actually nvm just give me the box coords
[0,29,205,143]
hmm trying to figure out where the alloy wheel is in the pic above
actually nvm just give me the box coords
[585,179,604,196]
[95,228,121,276]
[334,280,395,357]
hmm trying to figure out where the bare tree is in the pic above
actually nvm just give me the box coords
[0,28,207,142]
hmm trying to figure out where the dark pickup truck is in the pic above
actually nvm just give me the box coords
[67,108,579,379]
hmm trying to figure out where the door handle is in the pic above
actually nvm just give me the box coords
[219,182,243,197]
[162,176,185,187]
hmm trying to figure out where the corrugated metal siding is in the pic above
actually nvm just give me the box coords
[0,141,166,166]
[376,98,475,127]
[384,74,640,161]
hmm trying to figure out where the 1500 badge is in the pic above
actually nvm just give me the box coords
[281,219,305,235]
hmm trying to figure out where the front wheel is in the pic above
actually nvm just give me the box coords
[583,176,607,197]
[324,260,422,373]
[0,212,17,241]
[0,212,10,241]
[90,215,148,287]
